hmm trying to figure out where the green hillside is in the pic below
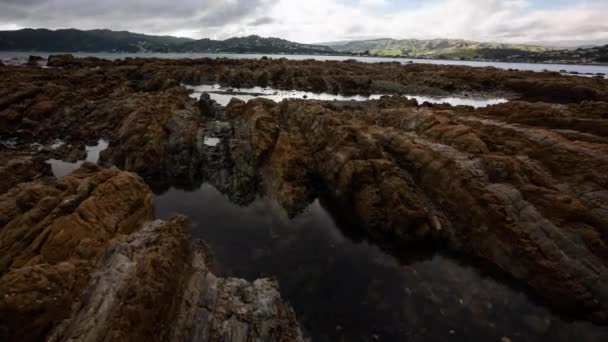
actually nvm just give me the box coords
[0,29,333,54]
[325,38,549,59]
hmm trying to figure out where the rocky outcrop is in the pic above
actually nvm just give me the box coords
[97,88,204,185]
[0,164,154,341]
[49,216,304,342]
[1,55,608,331]
[218,96,608,323]
[0,64,208,187]
[41,54,608,103]
[26,56,45,67]
[0,164,304,342]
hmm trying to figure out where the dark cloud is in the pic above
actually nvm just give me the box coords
[249,17,275,26]
[0,0,279,36]
[0,0,606,44]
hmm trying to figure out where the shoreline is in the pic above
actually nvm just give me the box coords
[1,50,608,70]
[1,55,607,341]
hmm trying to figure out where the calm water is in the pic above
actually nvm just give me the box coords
[187,84,509,108]
[154,185,608,342]
[1,51,607,75]
[46,139,108,177]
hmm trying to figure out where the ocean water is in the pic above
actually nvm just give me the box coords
[187,84,509,108]
[1,51,607,75]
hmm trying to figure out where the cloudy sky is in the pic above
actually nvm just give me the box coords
[1,0,607,45]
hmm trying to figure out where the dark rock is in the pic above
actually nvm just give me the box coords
[26,55,44,67]
[198,92,224,119]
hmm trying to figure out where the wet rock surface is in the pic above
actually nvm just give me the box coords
[0,164,154,340]
[1,55,608,340]
[0,165,304,341]
[42,54,608,102]
[219,96,608,323]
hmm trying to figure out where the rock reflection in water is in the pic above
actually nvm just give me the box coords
[154,184,608,342]
[186,84,508,108]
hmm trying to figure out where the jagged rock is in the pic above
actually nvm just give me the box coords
[0,164,154,341]
[27,56,44,67]
[98,89,204,184]
[0,165,305,342]
[35,54,608,103]
[46,54,76,68]
[1,55,608,329]
[198,92,224,119]
[49,216,304,342]
[47,217,191,341]
[219,97,608,323]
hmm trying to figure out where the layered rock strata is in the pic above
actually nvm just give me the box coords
[0,165,304,342]
[1,56,607,328]
[219,96,608,323]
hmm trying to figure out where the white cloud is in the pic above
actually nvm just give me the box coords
[244,0,608,44]
[1,0,607,45]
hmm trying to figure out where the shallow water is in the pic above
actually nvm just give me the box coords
[2,51,607,75]
[46,139,109,177]
[154,184,608,342]
[187,84,508,108]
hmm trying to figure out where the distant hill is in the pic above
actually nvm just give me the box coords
[324,38,549,59]
[174,36,334,54]
[521,44,608,64]
[0,29,194,52]
[1,29,605,64]
[0,28,334,54]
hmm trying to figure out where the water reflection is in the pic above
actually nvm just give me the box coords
[46,139,109,177]
[186,84,508,108]
[154,184,608,342]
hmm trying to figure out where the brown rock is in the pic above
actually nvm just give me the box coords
[0,164,154,341]
[220,96,608,323]
[0,165,305,341]
[98,90,204,183]
[0,153,51,195]
[46,54,76,68]
[49,217,304,342]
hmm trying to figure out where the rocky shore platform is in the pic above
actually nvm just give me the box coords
[1,55,607,341]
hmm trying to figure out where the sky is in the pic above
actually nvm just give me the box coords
[0,0,607,46]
